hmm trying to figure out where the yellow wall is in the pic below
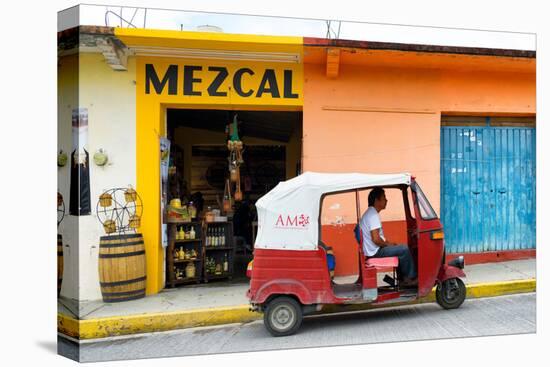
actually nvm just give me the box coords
[135,54,304,294]
[57,54,79,300]
[58,52,138,302]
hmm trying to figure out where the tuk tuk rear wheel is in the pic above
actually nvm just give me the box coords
[264,296,303,337]
[436,278,466,309]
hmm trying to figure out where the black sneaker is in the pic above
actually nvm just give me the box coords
[383,274,395,287]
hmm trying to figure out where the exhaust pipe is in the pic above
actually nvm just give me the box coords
[448,255,464,269]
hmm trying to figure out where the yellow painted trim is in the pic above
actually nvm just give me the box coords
[464,279,537,298]
[163,103,303,112]
[115,28,303,52]
[58,305,261,340]
[58,279,535,340]
[136,101,165,295]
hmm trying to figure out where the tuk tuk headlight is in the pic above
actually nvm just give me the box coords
[246,260,254,278]
[448,256,464,269]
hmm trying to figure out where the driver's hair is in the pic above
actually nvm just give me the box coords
[368,187,385,207]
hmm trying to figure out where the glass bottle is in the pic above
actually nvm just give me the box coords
[220,227,225,246]
[178,226,184,240]
[190,226,196,240]
[223,253,228,272]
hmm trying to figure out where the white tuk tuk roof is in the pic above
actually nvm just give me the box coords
[254,172,411,251]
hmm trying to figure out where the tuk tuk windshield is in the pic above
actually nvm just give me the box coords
[413,182,438,220]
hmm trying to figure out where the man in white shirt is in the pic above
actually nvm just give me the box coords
[359,187,417,287]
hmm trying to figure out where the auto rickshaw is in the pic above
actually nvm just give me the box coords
[246,172,466,336]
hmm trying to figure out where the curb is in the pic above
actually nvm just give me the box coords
[58,279,535,340]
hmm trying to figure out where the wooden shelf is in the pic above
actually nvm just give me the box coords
[204,246,233,251]
[204,273,232,280]
[166,219,235,287]
[165,218,201,224]
[173,258,201,263]
[173,277,200,284]
[174,239,201,243]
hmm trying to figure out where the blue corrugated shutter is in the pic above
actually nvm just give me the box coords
[441,124,536,253]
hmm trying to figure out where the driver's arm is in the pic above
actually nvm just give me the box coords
[370,228,394,248]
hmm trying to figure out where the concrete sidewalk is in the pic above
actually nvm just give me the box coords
[58,258,536,340]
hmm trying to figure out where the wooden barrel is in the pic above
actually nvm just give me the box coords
[57,234,63,295]
[98,233,147,303]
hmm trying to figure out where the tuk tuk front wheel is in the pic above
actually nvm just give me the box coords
[436,278,466,309]
[264,296,303,337]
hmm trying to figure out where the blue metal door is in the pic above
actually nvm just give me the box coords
[441,123,536,253]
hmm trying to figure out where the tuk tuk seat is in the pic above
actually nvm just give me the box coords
[366,257,398,271]
[355,224,398,272]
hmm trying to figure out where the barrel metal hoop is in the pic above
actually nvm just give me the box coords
[99,240,144,248]
[99,233,143,241]
[100,276,147,287]
[101,289,146,297]
[99,250,145,259]
[102,293,146,303]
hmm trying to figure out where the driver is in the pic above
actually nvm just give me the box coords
[359,187,417,287]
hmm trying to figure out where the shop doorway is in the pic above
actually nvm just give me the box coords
[166,108,302,281]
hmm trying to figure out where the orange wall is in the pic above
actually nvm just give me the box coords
[322,221,407,276]
[305,57,535,275]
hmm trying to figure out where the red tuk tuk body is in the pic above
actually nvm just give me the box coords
[247,173,466,336]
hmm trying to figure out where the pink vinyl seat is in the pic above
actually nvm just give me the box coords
[366,257,399,287]
[365,257,398,270]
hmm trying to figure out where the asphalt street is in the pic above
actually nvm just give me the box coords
[59,293,536,362]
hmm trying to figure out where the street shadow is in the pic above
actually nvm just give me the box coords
[35,340,57,354]
[300,302,446,333]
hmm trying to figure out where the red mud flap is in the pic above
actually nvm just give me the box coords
[438,264,466,282]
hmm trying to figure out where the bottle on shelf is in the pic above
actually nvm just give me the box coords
[178,226,184,240]
[188,201,196,219]
[220,227,225,246]
[190,226,196,240]
[223,253,228,272]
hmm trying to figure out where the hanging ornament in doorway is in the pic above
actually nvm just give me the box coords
[227,114,245,202]
[223,178,232,213]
